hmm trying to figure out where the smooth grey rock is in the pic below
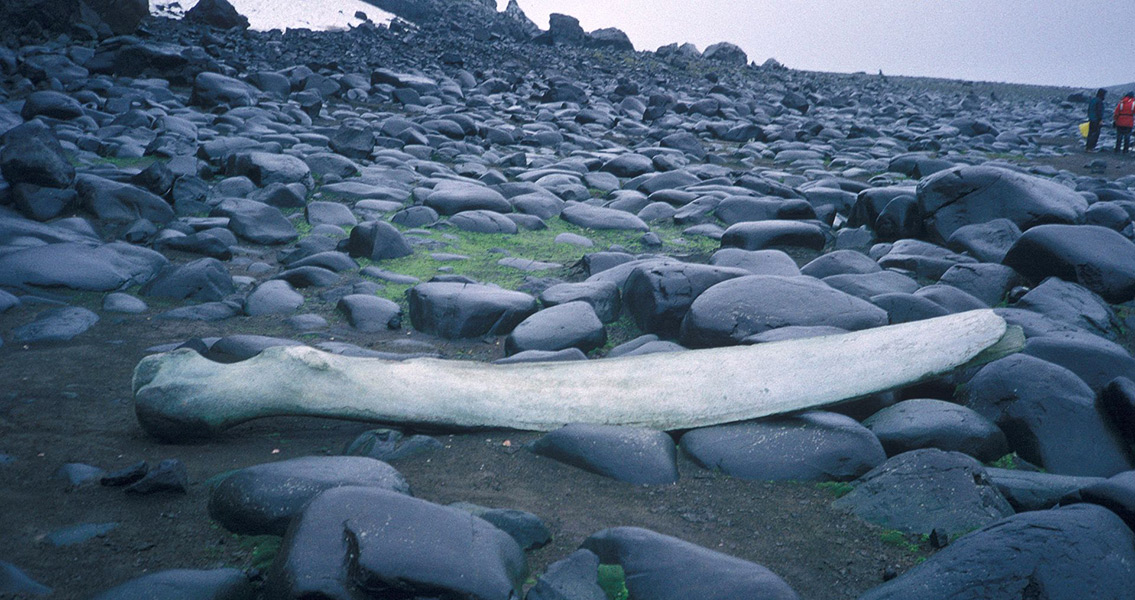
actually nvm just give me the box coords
[833,449,1013,536]
[529,424,678,485]
[681,411,886,482]
[947,218,1021,263]
[917,166,1088,243]
[0,242,167,292]
[305,201,357,229]
[623,263,749,336]
[823,271,920,301]
[76,175,174,225]
[342,429,442,462]
[721,220,826,251]
[963,354,1133,477]
[709,248,800,276]
[337,294,402,332]
[1013,277,1121,339]
[526,550,606,600]
[226,152,312,189]
[561,203,649,231]
[680,275,888,347]
[425,182,511,215]
[864,399,1007,461]
[408,282,537,339]
[582,527,798,600]
[987,468,1105,512]
[265,487,525,600]
[124,458,188,495]
[938,263,1024,307]
[244,280,303,316]
[89,568,252,600]
[346,220,413,260]
[538,281,621,324]
[209,456,410,536]
[1073,470,1135,532]
[1003,224,1135,304]
[1022,333,1135,393]
[504,301,605,356]
[859,504,1135,600]
[212,199,297,245]
[800,249,881,279]
[0,561,51,596]
[449,502,551,551]
[450,210,519,234]
[140,258,234,302]
[10,307,98,343]
[190,72,256,108]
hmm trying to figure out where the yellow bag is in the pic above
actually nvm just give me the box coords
[1080,122,1091,137]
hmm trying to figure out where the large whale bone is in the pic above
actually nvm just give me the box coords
[132,309,1023,441]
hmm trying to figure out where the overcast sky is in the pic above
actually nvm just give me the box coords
[504,0,1130,89]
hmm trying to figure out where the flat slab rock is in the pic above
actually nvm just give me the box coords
[832,448,1014,536]
[860,504,1135,600]
[208,456,410,536]
[265,486,526,600]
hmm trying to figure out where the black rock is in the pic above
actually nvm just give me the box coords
[342,429,443,462]
[526,550,606,600]
[408,281,537,339]
[681,411,886,482]
[962,354,1133,477]
[89,568,253,600]
[124,459,188,495]
[859,504,1135,600]
[832,449,1013,536]
[916,166,1087,243]
[679,275,888,347]
[265,487,526,600]
[450,502,551,551]
[529,423,679,485]
[346,220,413,260]
[504,301,606,355]
[582,527,798,600]
[209,456,410,536]
[1003,224,1135,304]
[100,461,148,487]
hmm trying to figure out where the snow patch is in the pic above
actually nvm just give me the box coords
[149,0,397,32]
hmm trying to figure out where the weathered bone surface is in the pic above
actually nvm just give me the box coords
[133,310,1022,441]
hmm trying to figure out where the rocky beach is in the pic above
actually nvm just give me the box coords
[1,1,1135,598]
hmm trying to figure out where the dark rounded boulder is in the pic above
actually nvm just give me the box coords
[581,527,798,600]
[916,166,1087,243]
[408,282,537,339]
[1002,224,1135,304]
[265,487,526,600]
[208,456,410,536]
[679,275,888,348]
[859,504,1135,600]
[529,424,678,485]
[962,354,1133,477]
[863,398,1007,461]
[680,411,885,482]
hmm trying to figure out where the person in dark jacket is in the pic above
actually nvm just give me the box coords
[1115,92,1135,154]
[1087,88,1106,152]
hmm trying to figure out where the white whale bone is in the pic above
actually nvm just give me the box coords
[132,309,1022,441]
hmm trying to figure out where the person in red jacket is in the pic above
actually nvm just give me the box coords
[1115,92,1135,154]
